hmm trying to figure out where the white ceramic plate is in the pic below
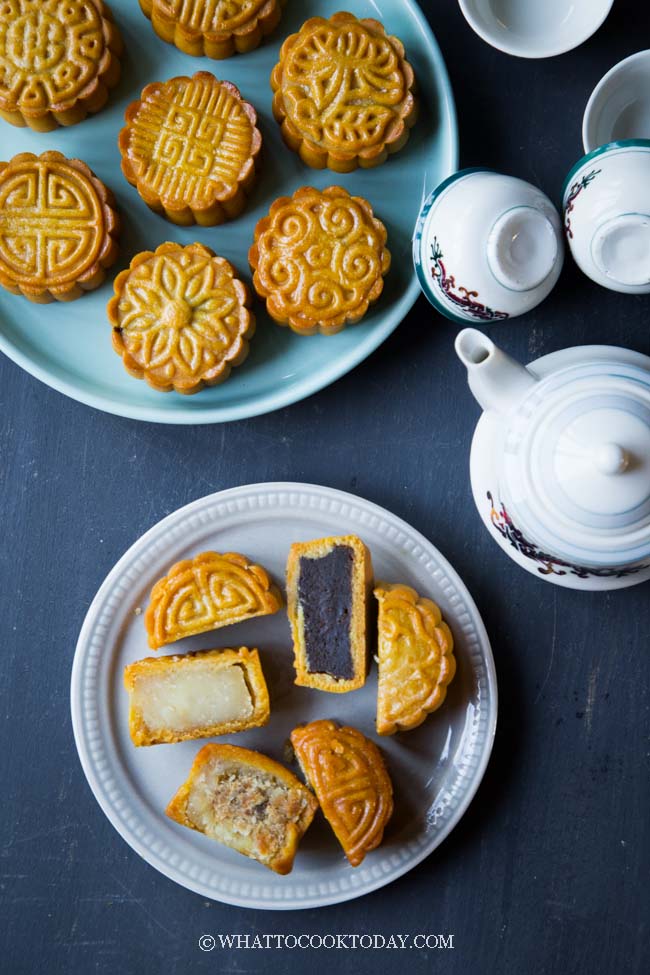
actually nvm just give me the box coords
[71,483,497,909]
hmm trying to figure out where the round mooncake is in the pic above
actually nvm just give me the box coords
[119,72,262,226]
[271,11,417,172]
[0,0,123,131]
[139,0,282,59]
[108,242,255,394]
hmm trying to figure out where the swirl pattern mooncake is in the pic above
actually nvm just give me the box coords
[249,186,390,335]
[291,720,393,867]
[144,550,283,649]
[119,72,262,226]
[108,243,255,394]
[139,0,282,59]
[374,584,456,736]
[0,0,123,131]
[0,151,119,302]
[271,11,417,172]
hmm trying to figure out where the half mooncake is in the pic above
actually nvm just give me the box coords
[286,535,372,692]
[0,0,123,131]
[375,584,456,735]
[0,151,119,302]
[271,11,417,172]
[108,243,255,394]
[144,550,282,649]
[166,743,318,874]
[139,0,282,59]
[291,720,393,867]
[119,72,262,226]
[249,186,390,335]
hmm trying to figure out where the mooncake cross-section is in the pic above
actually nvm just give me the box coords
[124,647,270,746]
[139,0,282,59]
[166,743,318,874]
[144,550,282,649]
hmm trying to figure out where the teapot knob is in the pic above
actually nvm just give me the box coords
[594,442,629,475]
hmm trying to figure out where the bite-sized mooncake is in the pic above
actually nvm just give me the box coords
[119,72,262,226]
[108,243,255,394]
[145,550,282,649]
[0,151,119,302]
[286,535,372,692]
[124,647,270,746]
[271,11,417,172]
[166,743,318,874]
[139,0,282,59]
[291,720,393,867]
[374,584,456,735]
[249,186,390,336]
[0,0,123,131]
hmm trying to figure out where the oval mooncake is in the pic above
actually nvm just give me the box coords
[139,0,283,59]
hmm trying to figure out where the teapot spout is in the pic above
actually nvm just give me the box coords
[455,328,537,415]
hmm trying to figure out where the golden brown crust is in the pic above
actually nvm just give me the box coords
[271,11,417,172]
[0,0,123,131]
[0,151,119,303]
[144,550,282,649]
[291,720,393,867]
[119,72,262,226]
[139,0,283,59]
[374,584,456,735]
[249,186,390,336]
[108,242,255,394]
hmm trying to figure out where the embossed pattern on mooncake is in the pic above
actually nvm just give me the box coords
[139,0,283,60]
[290,720,394,867]
[249,186,390,336]
[144,550,283,649]
[374,584,456,736]
[271,11,417,172]
[108,242,255,394]
[0,0,123,131]
[0,150,119,302]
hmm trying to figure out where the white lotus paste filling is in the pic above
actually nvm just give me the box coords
[134,663,253,732]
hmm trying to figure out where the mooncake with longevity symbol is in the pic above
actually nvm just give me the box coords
[166,743,318,874]
[139,0,283,59]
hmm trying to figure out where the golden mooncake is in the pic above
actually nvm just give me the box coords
[375,584,456,736]
[291,720,393,867]
[166,743,318,874]
[124,647,270,746]
[286,535,372,693]
[119,72,262,226]
[249,186,390,335]
[139,0,282,59]
[108,243,255,394]
[144,550,282,649]
[271,11,417,172]
[0,0,123,131]
[0,151,119,303]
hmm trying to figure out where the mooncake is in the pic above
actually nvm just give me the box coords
[286,535,372,692]
[139,0,282,59]
[108,243,255,394]
[119,72,262,226]
[0,151,119,302]
[166,743,318,874]
[271,11,417,172]
[375,584,456,735]
[0,0,123,131]
[144,550,282,649]
[123,647,270,746]
[291,720,393,867]
[249,186,390,335]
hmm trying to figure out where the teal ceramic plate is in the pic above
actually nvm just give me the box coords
[0,0,457,423]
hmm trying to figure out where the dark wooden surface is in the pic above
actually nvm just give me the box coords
[1,2,649,972]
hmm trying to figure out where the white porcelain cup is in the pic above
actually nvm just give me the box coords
[583,50,650,152]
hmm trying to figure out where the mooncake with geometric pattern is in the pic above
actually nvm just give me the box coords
[119,72,261,225]
[139,0,283,59]
[108,242,255,394]
[144,550,283,649]
[374,584,456,736]
[0,150,120,302]
[290,720,393,867]
[249,186,390,336]
[0,0,123,131]
[271,11,417,172]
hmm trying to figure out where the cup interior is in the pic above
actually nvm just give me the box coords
[583,51,650,152]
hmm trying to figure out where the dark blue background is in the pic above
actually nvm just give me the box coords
[1,1,648,972]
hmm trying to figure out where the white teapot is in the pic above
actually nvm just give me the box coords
[455,328,650,589]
